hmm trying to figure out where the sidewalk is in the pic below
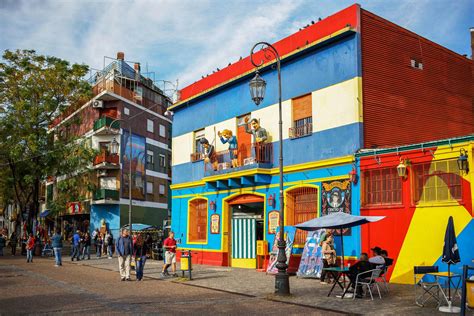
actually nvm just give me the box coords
[66,256,455,315]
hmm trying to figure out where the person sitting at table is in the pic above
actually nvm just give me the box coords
[348,253,373,298]
[369,246,385,269]
[320,232,336,285]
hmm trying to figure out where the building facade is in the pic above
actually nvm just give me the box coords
[170,4,473,280]
[47,53,172,237]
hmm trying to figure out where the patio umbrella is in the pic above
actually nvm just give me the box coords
[439,216,460,313]
[296,212,385,268]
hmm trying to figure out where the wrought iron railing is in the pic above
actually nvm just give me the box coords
[204,143,273,172]
[289,123,312,139]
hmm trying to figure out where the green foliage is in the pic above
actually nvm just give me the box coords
[0,49,95,217]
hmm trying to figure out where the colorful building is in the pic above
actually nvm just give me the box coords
[170,4,473,278]
[47,53,173,237]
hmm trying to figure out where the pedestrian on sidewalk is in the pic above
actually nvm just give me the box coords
[105,231,114,259]
[9,231,18,256]
[26,233,35,263]
[115,228,132,281]
[96,233,103,258]
[134,234,148,281]
[92,228,99,252]
[81,232,91,260]
[71,230,81,261]
[161,231,177,277]
[51,229,63,267]
[0,232,6,256]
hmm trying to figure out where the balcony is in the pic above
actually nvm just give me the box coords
[93,152,120,169]
[92,188,119,204]
[203,143,273,181]
[93,116,120,135]
[190,152,204,162]
[289,123,312,139]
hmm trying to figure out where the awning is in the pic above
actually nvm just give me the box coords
[39,210,50,218]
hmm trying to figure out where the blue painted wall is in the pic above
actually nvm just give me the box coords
[90,204,121,238]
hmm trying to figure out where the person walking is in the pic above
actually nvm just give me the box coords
[81,232,91,260]
[105,231,114,259]
[26,233,35,263]
[0,232,5,256]
[71,230,81,261]
[134,234,148,281]
[9,231,18,256]
[92,228,99,253]
[115,228,133,281]
[161,231,178,277]
[51,229,63,267]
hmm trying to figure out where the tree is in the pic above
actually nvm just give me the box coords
[0,49,95,228]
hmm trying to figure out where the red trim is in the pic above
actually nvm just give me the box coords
[176,250,229,267]
[228,194,264,205]
[178,4,359,103]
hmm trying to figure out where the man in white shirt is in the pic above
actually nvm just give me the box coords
[369,246,385,268]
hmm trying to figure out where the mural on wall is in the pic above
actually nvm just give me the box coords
[297,229,326,278]
[322,180,351,235]
[266,226,296,274]
[121,131,146,200]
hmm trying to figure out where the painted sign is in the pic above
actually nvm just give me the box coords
[297,229,326,278]
[66,202,82,215]
[121,131,146,200]
[321,179,352,235]
[266,226,296,274]
[210,214,220,234]
[268,210,279,234]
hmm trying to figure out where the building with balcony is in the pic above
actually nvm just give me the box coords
[47,52,173,237]
[170,3,474,277]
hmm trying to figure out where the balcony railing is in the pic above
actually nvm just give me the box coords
[93,153,119,166]
[289,123,312,139]
[93,116,120,131]
[93,188,119,201]
[190,152,204,162]
[204,143,273,173]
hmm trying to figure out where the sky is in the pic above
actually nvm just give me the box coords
[0,0,473,94]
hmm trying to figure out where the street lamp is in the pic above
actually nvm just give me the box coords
[249,42,289,295]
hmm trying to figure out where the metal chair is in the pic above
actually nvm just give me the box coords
[414,265,441,307]
[377,258,394,293]
[353,268,383,300]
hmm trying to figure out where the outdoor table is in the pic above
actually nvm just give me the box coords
[323,267,351,298]
[426,271,462,305]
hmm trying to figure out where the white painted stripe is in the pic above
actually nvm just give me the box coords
[146,137,170,151]
[145,169,170,180]
[119,199,168,209]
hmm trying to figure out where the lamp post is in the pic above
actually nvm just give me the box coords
[249,42,289,295]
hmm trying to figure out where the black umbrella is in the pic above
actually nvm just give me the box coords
[440,216,460,313]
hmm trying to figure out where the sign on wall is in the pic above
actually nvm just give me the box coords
[268,210,279,234]
[321,179,352,235]
[210,214,220,234]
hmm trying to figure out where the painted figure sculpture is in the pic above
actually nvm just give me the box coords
[244,117,268,163]
[218,129,239,168]
[199,138,218,171]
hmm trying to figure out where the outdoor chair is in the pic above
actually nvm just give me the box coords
[42,243,54,257]
[353,268,383,300]
[377,258,394,293]
[414,265,441,307]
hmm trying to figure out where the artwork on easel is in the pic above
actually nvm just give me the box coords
[296,229,326,278]
[266,226,296,274]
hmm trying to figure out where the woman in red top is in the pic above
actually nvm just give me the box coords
[26,233,35,263]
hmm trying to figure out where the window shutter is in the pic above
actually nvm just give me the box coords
[292,94,312,121]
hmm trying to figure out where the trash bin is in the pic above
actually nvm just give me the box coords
[467,279,474,308]
[180,250,192,280]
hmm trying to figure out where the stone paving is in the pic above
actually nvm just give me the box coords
[70,255,462,315]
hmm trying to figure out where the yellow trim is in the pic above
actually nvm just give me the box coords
[186,196,209,245]
[170,155,353,190]
[170,26,355,110]
[230,258,256,269]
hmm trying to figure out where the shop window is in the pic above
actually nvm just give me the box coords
[289,94,312,139]
[191,129,205,162]
[188,198,207,243]
[286,187,318,245]
[413,159,462,204]
[362,168,402,206]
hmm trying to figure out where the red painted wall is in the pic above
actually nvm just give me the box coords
[361,10,474,148]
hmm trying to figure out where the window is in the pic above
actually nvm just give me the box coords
[290,94,312,138]
[362,168,402,206]
[191,129,205,162]
[159,124,166,137]
[159,184,165,195]
[410,58,423,70]
[413,160,462,204]
[286,187,318,245]
[159,154,166,167]
[146,150,154,165]
[124,107,130,115]
[146,181,153,194]
[188,198,207,242]
[147,119,154,133]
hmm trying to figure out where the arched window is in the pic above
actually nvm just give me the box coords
[188,198,208,243]
[286,187,318,245]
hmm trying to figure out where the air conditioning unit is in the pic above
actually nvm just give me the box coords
[92,100,104,109]
[97,170,108,177]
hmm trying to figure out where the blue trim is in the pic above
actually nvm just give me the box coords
[172,34,360,137]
